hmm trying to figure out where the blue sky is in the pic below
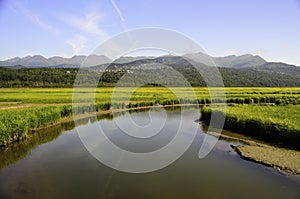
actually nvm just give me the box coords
[1,0,300,65]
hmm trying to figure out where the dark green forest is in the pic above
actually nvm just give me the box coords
[0,64,299,87]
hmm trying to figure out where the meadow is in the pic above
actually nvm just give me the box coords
[0,87,300,146]
[1,87,300,108]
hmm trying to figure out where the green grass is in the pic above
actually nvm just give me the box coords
[0,107,62,144]
[201,104,300,149]
[0,87,299,146]
[226,105,300,130]
[0,87,299,107]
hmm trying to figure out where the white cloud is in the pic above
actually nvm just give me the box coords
[63,12,108,39]
[67,35,87,55]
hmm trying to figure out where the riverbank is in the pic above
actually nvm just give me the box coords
[200,104,300,150]
[234,145,300,175]
[200,104,300,175]
[0,103,198,147]
[1,87,300,146]
[0,105,195,169]
[203,130,300,175]
[2,107,300,199]
[2,101,300,176]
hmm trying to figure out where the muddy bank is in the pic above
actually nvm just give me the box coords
[204,130,300,176]
[233,145,300,175]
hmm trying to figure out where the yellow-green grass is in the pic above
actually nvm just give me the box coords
[226,104,300,130]
[0,87,299,146]
[0,87,299,108]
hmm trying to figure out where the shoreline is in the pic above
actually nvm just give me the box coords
[31,104,300,176]
[200,106,300,150]
[2,104,198,147]
[203,128,300,176]
[0,104,197,169]
[3,104,300,176]
[233,145,300,176]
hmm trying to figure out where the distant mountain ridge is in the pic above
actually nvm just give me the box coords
[0,55,112,68]
[0,53,299,87]
[1,53,299,79]
[1,53,296,67]
[184,53,267,68]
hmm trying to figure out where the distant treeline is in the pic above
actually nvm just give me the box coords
[0,66,299,87]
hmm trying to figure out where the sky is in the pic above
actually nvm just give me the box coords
[1,0,300,65]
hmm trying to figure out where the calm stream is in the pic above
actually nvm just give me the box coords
[0,107,299,199]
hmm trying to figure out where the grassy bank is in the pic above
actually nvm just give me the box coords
[201,104,300,149]
[0,101,193,146]
[0,104,110,146]
[0,87,300,146]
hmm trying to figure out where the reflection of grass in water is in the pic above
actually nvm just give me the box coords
[0,124,64,169]
[200,124,264,146]
[0,107,197,170]
[0,113,115,169]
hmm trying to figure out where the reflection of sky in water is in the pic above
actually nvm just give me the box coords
[79,108,201,153]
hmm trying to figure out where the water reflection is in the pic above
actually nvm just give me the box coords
[0,107,299,199]
[0,107,185,170]
[0,112,113,169]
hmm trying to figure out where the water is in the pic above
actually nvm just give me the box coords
[0,107,299,199]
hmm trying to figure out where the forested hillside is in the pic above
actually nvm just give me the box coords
[0,63,299,87]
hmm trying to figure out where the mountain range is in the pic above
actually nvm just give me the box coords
[0,53,300,76]
[0,53,300,87]
[0,53,268,68]
[0,55,111,68]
